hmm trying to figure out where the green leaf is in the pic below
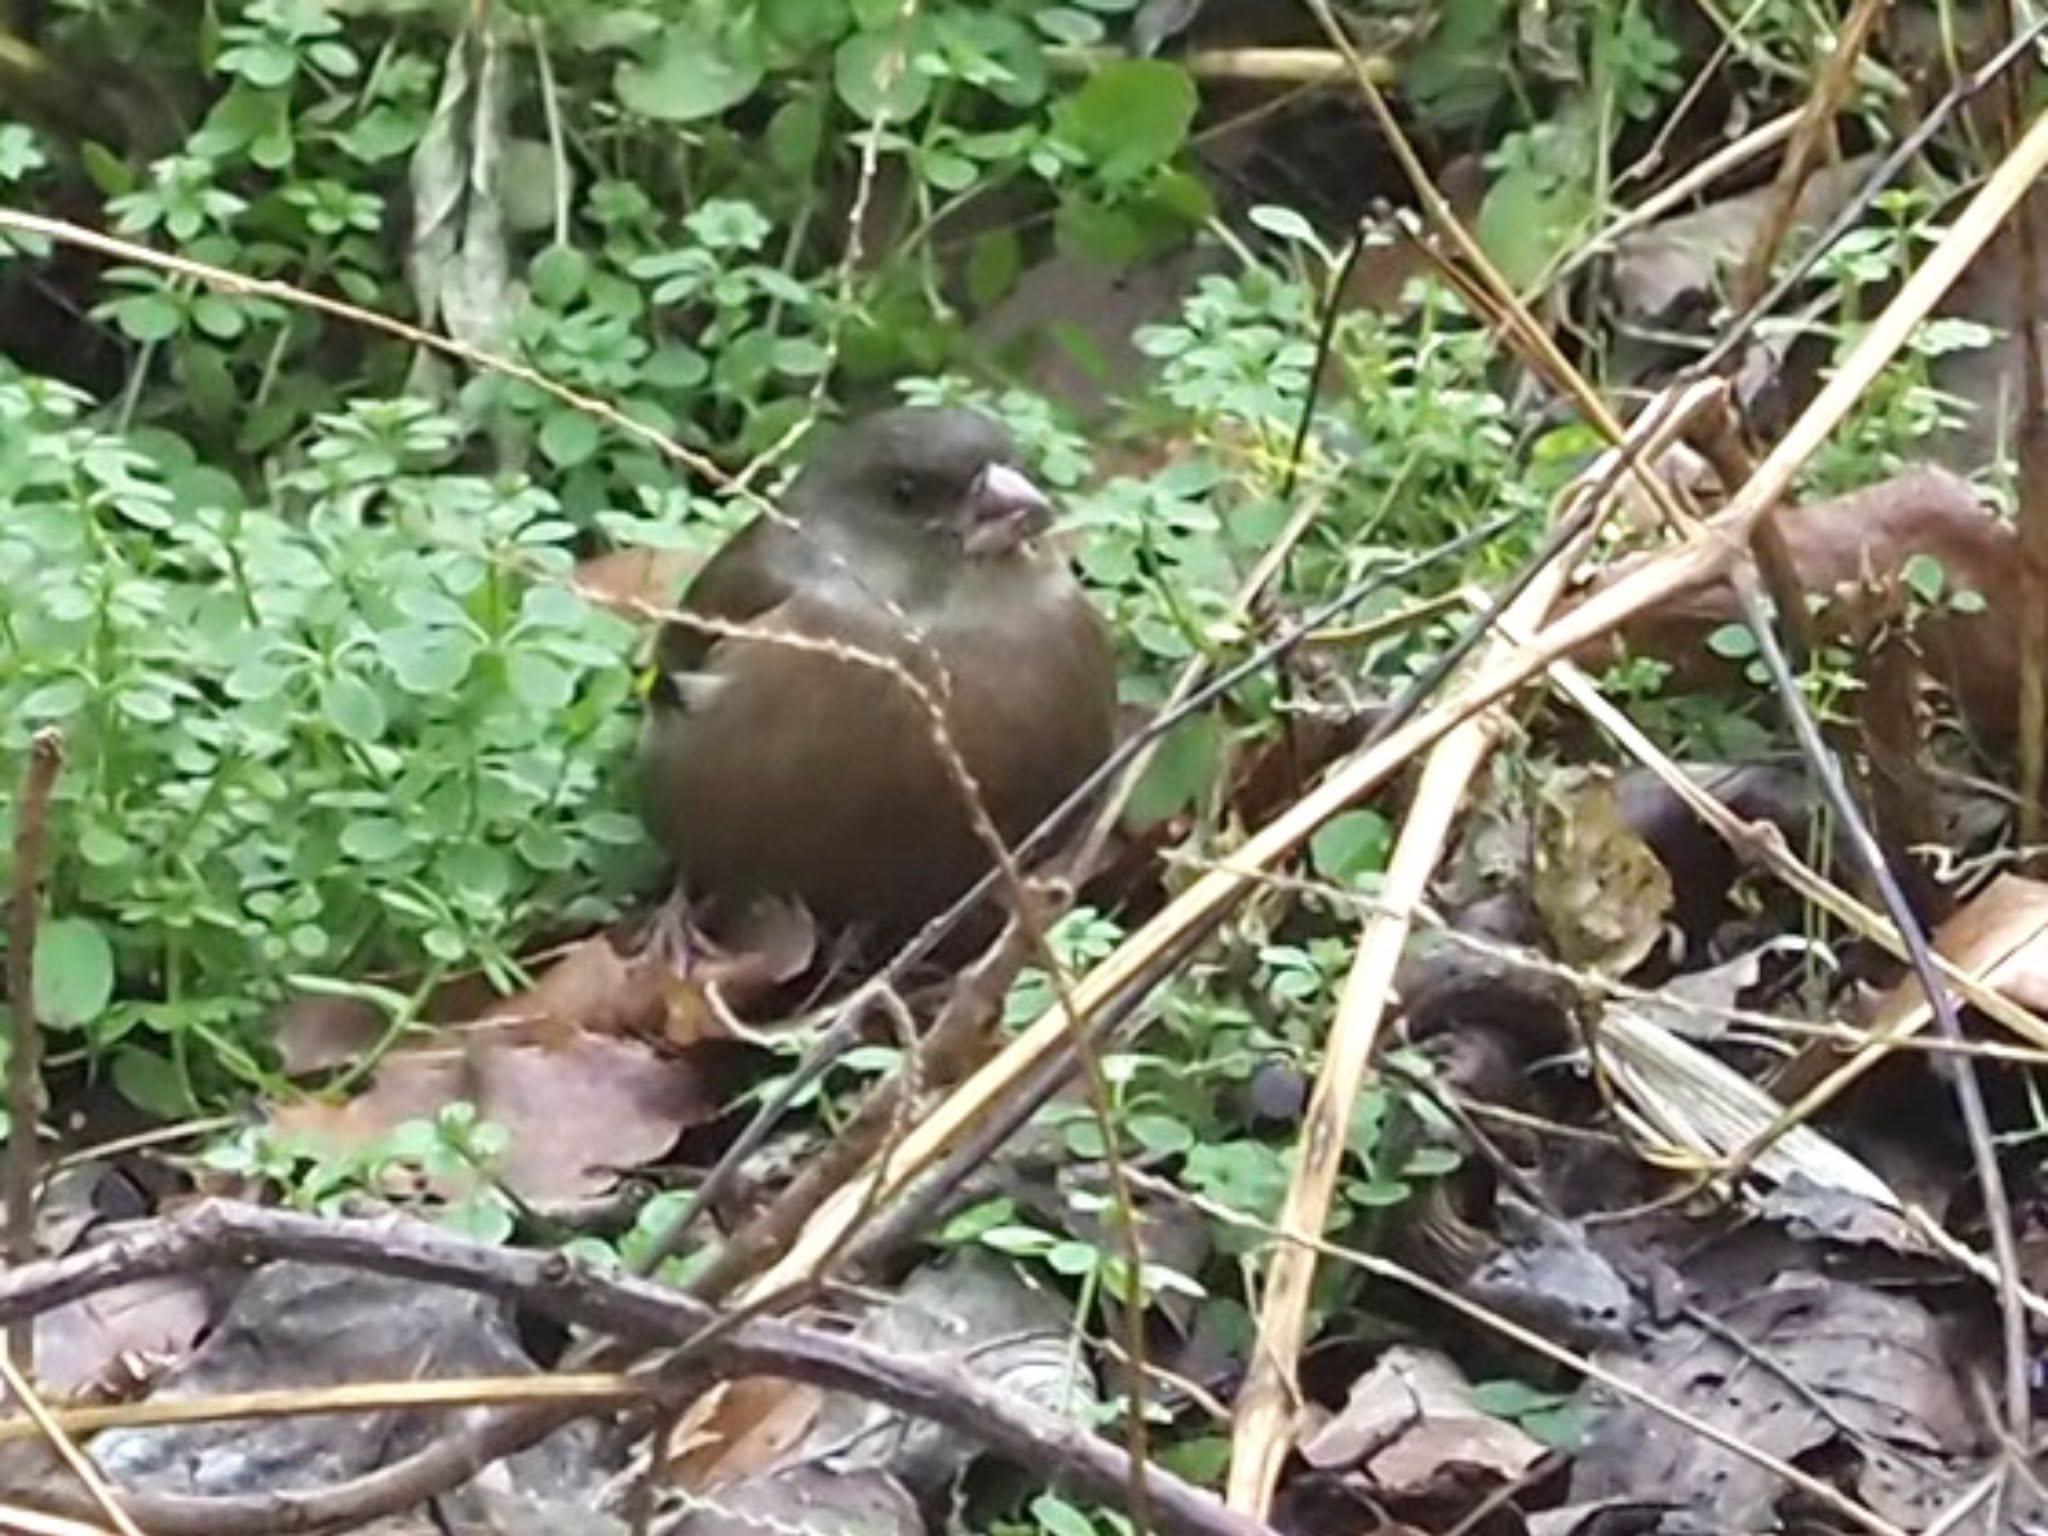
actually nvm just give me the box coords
[1046,1240,1099,1277]
[1902,552,1945,603]
[341,818,412,862]
[1346,1175,1412,1208]
[761,0,851,51]
[539,409,601,468]
[321,672,386,743]
[938,1196,1015,1245]
[507,651,574,709]
[35,918,115,1029]
[1248,203,1326,256]
[1184,1140,1288,1218]
[1053,60,1197,181]
[1401,1144,1462,1177]
[979,1223,1055,1258]
[106,291,184,343]
[380,624,476,694]
[1035,6,1105,45]
[966,228,1021,308]
[767,95,827,177]
[1124,716,1221,825]
[112,1046,192,1118]
[529,245,589,308]
[78,825,132,868]
[1310,809,1391,885]
[615,21,764,123]
[1706,622,1758,660]
[834,26,933,123]
[1129,1112,1195,1155]
[923,149,976,192]
[1032,1493,1099,1536]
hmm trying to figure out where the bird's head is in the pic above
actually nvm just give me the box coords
[791,406,1054,560]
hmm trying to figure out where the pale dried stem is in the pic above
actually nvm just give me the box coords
[0,1373,640,1446]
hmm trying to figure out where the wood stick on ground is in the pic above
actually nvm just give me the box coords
[5,729,60,1374]
[0,1202,1274,1536]
[0,1499,119,1536]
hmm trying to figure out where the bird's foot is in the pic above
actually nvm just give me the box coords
[647,886,707,979]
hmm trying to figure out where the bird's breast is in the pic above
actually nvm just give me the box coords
[642,557,1113,933]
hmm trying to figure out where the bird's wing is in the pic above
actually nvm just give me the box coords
[652,516,813,689]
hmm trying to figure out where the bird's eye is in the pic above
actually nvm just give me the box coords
[892,474,918,506]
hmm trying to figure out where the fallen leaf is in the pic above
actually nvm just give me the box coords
[669,1464,920,1536]
[1300,1345,1547,1494]
[574,544,697,622]
[480,932,667,1042]
[35,1276,215,1400]
[273,994,388,1077]
[1571,1273,1977,1530]
[669,1377,825,1491]
[1608,156,1873,323]
[1532,769,1674,976]
[272,1029,716,1203]
[1578,470,2025,751]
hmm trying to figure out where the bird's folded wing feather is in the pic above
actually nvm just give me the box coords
[652,517,813,698]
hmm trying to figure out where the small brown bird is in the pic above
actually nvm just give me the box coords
[638,406,1117,945]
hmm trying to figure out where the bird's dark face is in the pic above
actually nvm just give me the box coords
[794,406,1053,559]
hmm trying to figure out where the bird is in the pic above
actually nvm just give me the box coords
[637,406,1117,951]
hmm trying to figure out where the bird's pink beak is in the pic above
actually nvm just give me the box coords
[962,462,1052,556]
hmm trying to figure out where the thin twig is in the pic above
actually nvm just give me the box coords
[1729,0,1891,309]
[1727,562,2031,1443]
[5,729,60,1374]
[0,1372,642,1444]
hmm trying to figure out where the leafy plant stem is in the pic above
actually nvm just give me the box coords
[326,961,446,1098]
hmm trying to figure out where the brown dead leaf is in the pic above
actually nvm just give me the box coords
[572,544,695,622]
[669,1377,825,1491]
[273,994,389,1077]
[272,1029,716,1203]
[36,1276,215,1400]
[1609,156,1873,324]
[1532,769,1673,976]
[480,931,667,1042]
[1300,1345,1546,1495]
[1576,469,2024,751]
[1572,1272,1976,1530]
